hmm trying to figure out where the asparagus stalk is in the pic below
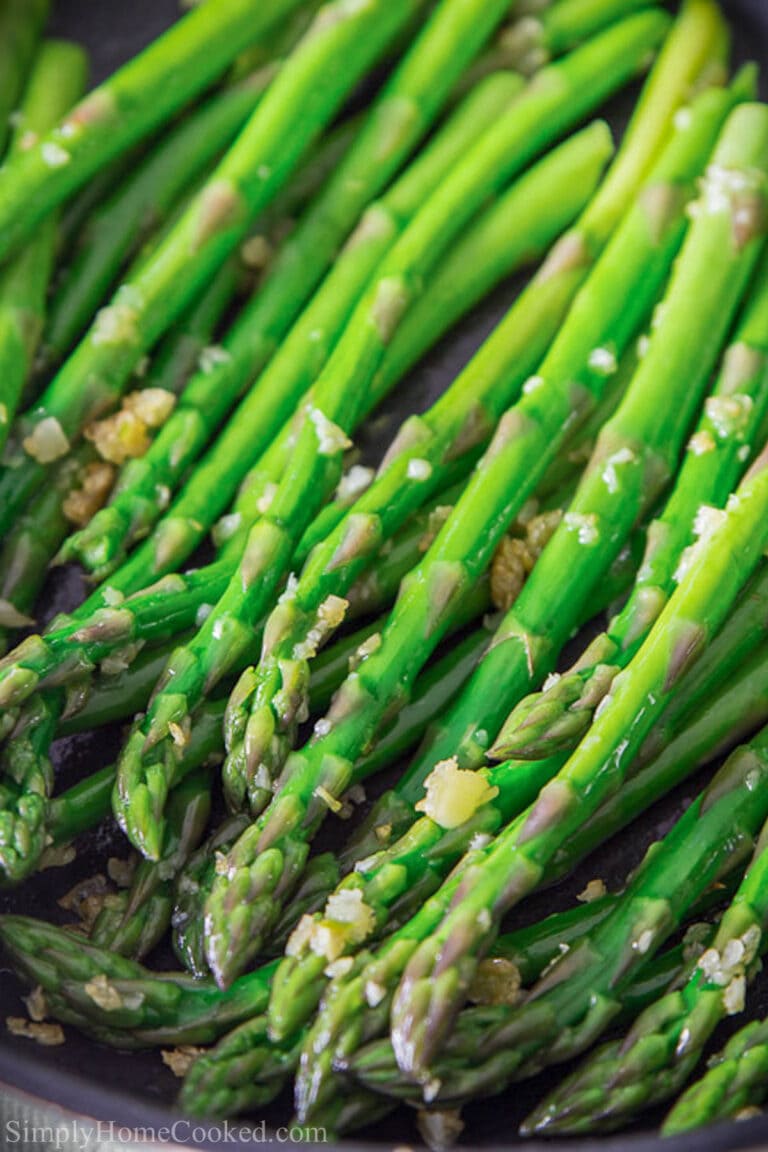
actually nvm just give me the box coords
[49,0,532,580]
[496,251,768,763]
[44,576,489,856]
[663,1016,768,1134]
[303,25,746,873]
[39,77,271,369]
[90,770,212,961]
[116,14,670,870]
[0,41,88,454]
[0,0,310,265]
[59,72,525,581]
[349,744,768,1110]
[0,0,427,534]
[267,546,757,1043]
[0,915,278,1047]
[0,444,105,654]
[291,107,768,1109]
[388,158,768,1085]
[525,797,768,1134]
[207,52,742,990]
[0,0,49,158]
[0,98,513,794]
[502,0,667,75]
[221,119,616,816]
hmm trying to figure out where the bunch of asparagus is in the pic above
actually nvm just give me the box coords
[2,0,768,1144]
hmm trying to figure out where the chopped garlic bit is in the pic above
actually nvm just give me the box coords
[84,973,123,1011]
[688,429,716,456]
[694,163,764,219]
[723,974,746,1015]
[588,347,618,376]
[23,416,70,463]
[375,823,392,843]
[162,1045,206,1077]
[564,511,600,546]
[674,504,727,584]
[198,345,231,374]
[24,987,48,1023]
[336,464,375,504]
[634,929,654,955]
[705,393,754,438]
[602,446,635,495]
[63,461,116,527]
[7,1017,64,1046]
[577,878,607,904]
[107,855,135,888]
[124,387,176,427]
[85,408,150,465]
[58,874,110,931]
[415,757,499,830]
[308,406,352,456]
[41,141,70,168]
[417,1108,465,1152]
[469,957,522,1006]
[407,457,433,482]
[314,717,332,738]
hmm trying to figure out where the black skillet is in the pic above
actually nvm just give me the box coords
[1,1,768,1148]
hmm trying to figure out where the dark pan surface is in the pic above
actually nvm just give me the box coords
[2,1,768,1148]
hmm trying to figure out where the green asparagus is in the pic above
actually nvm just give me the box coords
[319,15,743,870]
[495,252,768,763]
[57,71,525,580]
[116,14,670,869]
[0,0,426,534]
[0,0,309,264]
[525,792,768,1134]
[39,77,270,368]
[90,770,212,961]
[47,0,532,579]
[0,40,88,454]
[206,38,741,991]
[348,744,768,1109]
[221,119,615,816]
[0,0,49,159]
[386,117,768,1079]
[663,1016,768,1134]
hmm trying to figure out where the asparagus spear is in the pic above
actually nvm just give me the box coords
[42,0,532,579]
[206,51,742,989]
[39,78,270,369]
[0,915,278,1047]
[311,28,746,871]
[267,538,758,1044]
[221,119,616,816]
[0,0,309,265]
[0,41,88,454]
[116,13,670,868]
[90,770,212,961]
[502,0,665,75]
[496,253,768,763]
[0,0,48,159]
[525,799,768,1134]
[182,916,704,1122]
[663,1016,768,1134]
[58,71,525,580]
[348,742,768,1110]
[387,138,768,1082]
[0,0,427,534]
[0,444,106,655]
